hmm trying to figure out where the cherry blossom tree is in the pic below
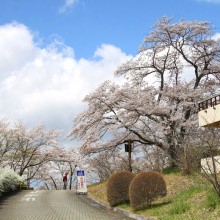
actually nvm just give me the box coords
[88,150,129,181]
[0,119,15,167]
[141,145,168,172]
[0,121,60,186]
[70,17,220,167]
[40,147,80,190]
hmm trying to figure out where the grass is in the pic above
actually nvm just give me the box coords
[88,180,108,203]
[205,188,220,209]
[88,171,220,220]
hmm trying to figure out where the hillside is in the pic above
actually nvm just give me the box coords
[88,172,220,220]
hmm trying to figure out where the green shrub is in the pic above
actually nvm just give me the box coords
[129,171,167,210]
[0,168,22,196]
[162,166,180,175]
[106,170,135,207]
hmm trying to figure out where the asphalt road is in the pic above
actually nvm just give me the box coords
[0,190,135,220]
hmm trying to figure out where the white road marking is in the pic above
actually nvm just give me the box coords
[20,190,41,202]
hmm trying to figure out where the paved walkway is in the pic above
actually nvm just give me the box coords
[0,190,135,220]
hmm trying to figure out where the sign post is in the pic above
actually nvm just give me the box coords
[76,170,87,194]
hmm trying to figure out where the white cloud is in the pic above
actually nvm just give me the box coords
[59,0,79,13]
[212,33,220,40]
[0,22,131,137]
[0,22,37,80]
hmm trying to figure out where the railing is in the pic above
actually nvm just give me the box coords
[198,94,220,111]
[19,181,29,190]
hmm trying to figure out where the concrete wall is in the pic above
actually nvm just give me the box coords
[198,104,220,127]
[201,156,220,174]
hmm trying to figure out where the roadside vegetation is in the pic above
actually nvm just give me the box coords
[88,170,220,220]
[0,168,23,197]
[1,17,220,220]
[71,17,220,219]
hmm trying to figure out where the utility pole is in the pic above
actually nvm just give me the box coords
[124,139,133,172]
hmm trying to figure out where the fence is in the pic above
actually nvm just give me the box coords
[198,94,220,111]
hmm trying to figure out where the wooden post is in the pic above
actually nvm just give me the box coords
[125,140,133,172]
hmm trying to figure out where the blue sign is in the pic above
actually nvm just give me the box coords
[77,170,85,176]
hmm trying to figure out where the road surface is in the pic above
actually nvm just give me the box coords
[0,190,135,220]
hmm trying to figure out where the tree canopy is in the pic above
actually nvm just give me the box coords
[70,17,220,167]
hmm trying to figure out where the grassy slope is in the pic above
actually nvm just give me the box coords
[88,172,220,220]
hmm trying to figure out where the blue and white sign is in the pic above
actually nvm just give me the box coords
[77,170,85,176]
[76,170,87,194]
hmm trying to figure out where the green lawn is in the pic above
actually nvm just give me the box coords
[88,172,220,220]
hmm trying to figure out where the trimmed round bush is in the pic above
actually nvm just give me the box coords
[129,171,167,210]
[107,170,135,207]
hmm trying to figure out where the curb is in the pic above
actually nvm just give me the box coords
[87,193,155,220]
[112,206,155,220]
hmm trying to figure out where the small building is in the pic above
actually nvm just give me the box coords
[198,94,220,127]
[201,156,220,174]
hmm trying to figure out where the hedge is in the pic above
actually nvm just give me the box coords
[0,168,23,196]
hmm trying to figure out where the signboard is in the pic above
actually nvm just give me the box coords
[76,170,87,194]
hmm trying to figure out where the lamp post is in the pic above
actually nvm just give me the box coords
[124,140,133,172]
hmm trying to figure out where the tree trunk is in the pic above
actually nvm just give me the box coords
[168,144,179,168]
[50,176,57,190]
[69,171,73,190]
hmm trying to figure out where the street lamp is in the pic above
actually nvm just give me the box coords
[124,139,133,172]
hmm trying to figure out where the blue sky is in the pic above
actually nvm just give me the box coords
[1,0,220,58]
[0,0,220,146]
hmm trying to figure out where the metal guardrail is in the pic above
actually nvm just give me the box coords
[198,94,220,111]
